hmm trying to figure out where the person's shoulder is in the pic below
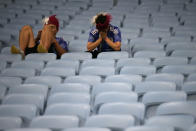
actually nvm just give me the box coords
[90,27,99,35]
[109,25,120,34]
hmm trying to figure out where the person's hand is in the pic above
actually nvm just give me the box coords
[99,31,107,40]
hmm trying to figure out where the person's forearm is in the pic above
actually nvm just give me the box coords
[54,41,67,56]
[87,37,102,51]
[105,37,121,51]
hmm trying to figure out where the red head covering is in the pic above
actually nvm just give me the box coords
[96,13,112,31]
[48,15,59,30]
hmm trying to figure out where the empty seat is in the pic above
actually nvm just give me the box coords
[3,94,45,112]
[166,43,196,54]
[93,92,138,113]
[145,115,194,131]
[133,51,165,59]
[182,81,196,100]
[0,76,22,88]
[92,82,133,98]
[5,128,52,131]
[1,68,36,79]
[0,117,22,130]
[30,115,79,130]
[153,57,188,67]
[105,74,142,85]
[0,54,22,63]
[63,127,111,131]
[64,75,101,86]
[187,73,196,82]
[8,84,48,99]
[145,73,184,89]
[171,50,196,58]
[161,65,196,75]
[61,52,92,61]
[81,59,115,68]
[85,114,135,130]
[25,76,62,88]
[120,65,156,76]
[50,83,90,95]
[132,43,164,53]
[135,81,176,96]
[97,51,129,60]
[47,93,90,106]
[156,101,196,117]
[80,66,115,77]
[190,57,196,65]
[25,53,56,62]
[45,103,90,125]
[41,67,75,78]
[98,102,145,124]
[125,126,174,131]
[0,104,38,123]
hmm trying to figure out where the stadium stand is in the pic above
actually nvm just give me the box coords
[0,0,196,130]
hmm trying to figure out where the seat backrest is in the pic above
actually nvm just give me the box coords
[1,68,36,78]
[47,93,90,106]
[62,127,111,131]
[85,114,135,130]
[0,117,22,130]
[30,115,79,130]
[161,65,196,75]
[25,53,56,62]
[97,51,129,60]
[61,52,92,61]
[133,51,165,59]
[153,57,188,67]
[125,125,174,131]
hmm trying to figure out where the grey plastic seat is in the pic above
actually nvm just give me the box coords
[187,73,196,82]
[105,74,142,85]
[0,117,22,130]
[50,83,90,95]
[63,127,111,131]
[0,76,22,88]
[0,54,22,63]
[85,114,135,130]
[156,101,196,117]
[161,65,196,75]
[125,126,174,131]
[30,115,79,130]
[61,52,92,61]
[133,51,165,59]
[64,75,101,86]
[145,115,194,131]
[153,57,188,67]
[5,128,52,131]
[81,59,115,68]
[25,53,56,62]
[25,76,62,88]
[41,67,76,78]
[182,81,196,100]
[47,93,90,106]
[97,51,129,60]
[120,65,156,76]
[98,102,145,124]
[171,50,196,58]
[3,94,45,112]
[45,103,90,125]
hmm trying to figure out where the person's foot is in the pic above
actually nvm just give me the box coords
[37,44,48,53]
[11,45,25,60]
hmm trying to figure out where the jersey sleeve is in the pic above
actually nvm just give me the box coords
[88,28,98,42]
[113,27,121,42]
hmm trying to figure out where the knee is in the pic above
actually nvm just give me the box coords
[21,25,32,32]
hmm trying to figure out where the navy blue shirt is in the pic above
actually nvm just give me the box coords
[88,25,121,52]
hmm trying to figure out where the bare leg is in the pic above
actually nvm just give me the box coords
[19,25,36,52]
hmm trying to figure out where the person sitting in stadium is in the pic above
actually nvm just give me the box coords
[86,12,121,58]
[11,15,68,59]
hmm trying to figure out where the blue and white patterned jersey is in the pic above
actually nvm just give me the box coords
[88,24,121,52]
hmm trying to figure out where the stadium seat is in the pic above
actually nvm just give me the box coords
[50,83,90,95]
[182,81,196,100]
[161,65,196,75]
[93,92,138,113]
[24,76,62,88]
[105,74,142,85]
[145,115,194,131]
[81,59,115,68]
[63,127,111,131]
[171,50,196,58]
[3,94,45,113]
[0,117,22,130]
[189,124,196,131]
[133,51,165,59]
[190,56,196,65]
[98,102,145,124]
[61,52,92,61]
[30,115,79,130]
[125,126,174,131]
[5,128,52,131]
[47,93,90,106]
[156,101,196,117]
[97,51,129,60]
[0,54,22,63]
[153,57,188,67]
[0,76,22,88]
[187,73,196,82]
[25,53,56,63]
[85,114,135,130]
[64,75,101,86]
[45,103,90,125]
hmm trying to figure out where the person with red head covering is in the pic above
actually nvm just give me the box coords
[11,15,68,59]
[87,12,121,58]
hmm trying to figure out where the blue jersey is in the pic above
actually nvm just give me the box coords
[88,24,121,52]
